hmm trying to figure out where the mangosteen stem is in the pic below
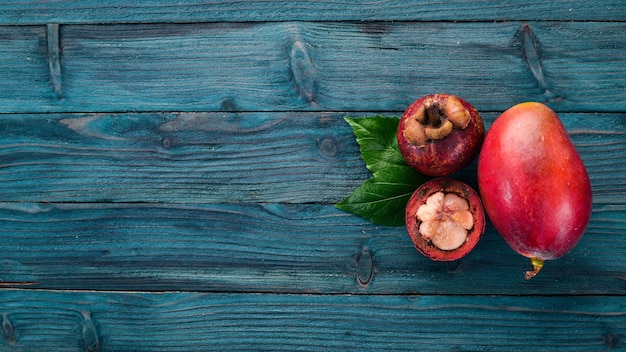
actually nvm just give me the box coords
[524,257,544,280]
[427,104,442,127]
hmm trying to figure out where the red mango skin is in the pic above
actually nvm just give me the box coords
[477,102,592,262]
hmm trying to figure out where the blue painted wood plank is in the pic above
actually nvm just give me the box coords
[0,112,368,203]
[0,201,624,294]
[1,22,625,113]
[0,1,625,24]
[0,26,56,109]
[0,112,623,204]
[0,290,624,351]
[0,1,623,348]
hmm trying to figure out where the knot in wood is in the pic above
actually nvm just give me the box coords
[82,312,99,352]
[2,314,17,346]
[161,137,173,149]
[356,249,375,287]
[318,138,338,157]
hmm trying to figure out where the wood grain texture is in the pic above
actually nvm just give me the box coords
[0,112,623,204]
[0,26,54,109]
[0,112,368,203]
[1,1,625,24]
[0,290,624,351]
[2,2,626,351]
[1,22,626,113]
[0,201,624,294]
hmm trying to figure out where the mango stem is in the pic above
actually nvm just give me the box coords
[524,257,544,280]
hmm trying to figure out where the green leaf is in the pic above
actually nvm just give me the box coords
[335,176,422,227]
[343,116,408,178]
[336,116,427,227]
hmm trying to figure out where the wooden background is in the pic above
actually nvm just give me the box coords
[1,1,626,351]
